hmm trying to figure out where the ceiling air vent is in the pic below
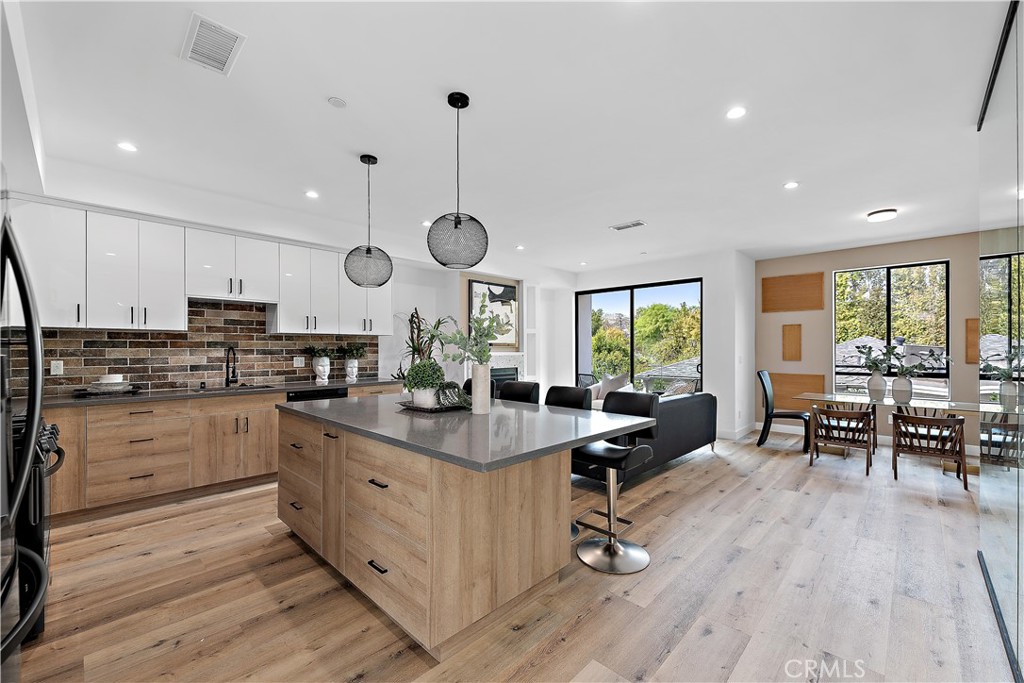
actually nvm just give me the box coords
[608,220,646,232]
[180,12,247,76]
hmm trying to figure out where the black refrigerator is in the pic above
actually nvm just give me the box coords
[0,212,51,680]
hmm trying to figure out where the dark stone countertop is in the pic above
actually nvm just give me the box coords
[277,395,656,473]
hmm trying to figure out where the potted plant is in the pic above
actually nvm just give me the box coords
[391,308,453,381]
[337,343,367,383]
[405,359,446,409]
[854,344,899,400]
[303,345,337,386]
[891,348,951,403]
[981,346,1022,407]
[440,293,510,415]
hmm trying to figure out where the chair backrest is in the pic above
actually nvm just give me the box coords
[892,412,966,456]
[499,381,540,404]
[602,391,659,441]
[756,370,774,414]
[895,405,956,419]
[577,373,597,388]
[462,378,496,398]
[545,386,592,410]
[812,405,872,446]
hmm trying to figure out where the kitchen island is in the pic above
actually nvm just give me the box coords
[275,395,655,660]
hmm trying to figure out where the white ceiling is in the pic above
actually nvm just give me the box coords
[16,1,1011,274]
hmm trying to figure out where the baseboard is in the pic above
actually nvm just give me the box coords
[753,422,982,456]
[720,423,756,441]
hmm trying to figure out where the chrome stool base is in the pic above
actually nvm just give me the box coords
[570,522,580,541]
[576,537,650,574]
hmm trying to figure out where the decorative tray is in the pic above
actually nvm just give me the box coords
[396,400,468,414]
[72,384,144,398]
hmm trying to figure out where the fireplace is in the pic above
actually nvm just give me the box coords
[490,366,519,390]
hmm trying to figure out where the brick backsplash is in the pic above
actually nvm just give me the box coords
[10,299,380,396]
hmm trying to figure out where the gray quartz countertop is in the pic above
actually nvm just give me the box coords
[277,395,656,473]
[38,378,402,409]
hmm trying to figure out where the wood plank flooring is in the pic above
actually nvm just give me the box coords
[21,431,1012,682]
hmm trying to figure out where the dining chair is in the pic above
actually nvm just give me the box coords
[891,412,968,490]
[825,400,878,451]
[756,370,810,453]
[980,412,1021,468]
[499,380,540,404]
[462,378,496,398]
[545,386,593,411]
[809,405,874,475]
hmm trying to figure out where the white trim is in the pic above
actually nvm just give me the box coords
[2,2,46,188]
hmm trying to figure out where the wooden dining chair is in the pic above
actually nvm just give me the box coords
[980,412,1020,469]
[825,401,878,451]
[891,413,968,490]
[809,405,874,475]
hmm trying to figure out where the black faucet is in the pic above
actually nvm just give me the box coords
[225,346,238,387]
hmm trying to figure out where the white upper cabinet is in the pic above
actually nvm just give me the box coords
[8,201,87,327]
[338,269,393,336]
[309,249,340,334]
[185,229,279,302]
[235,237,279,302]
[366,281,393,336]
[186,228,235,298]
[278,244,312,333]
[139,222,186,330]
[86,213,139,329]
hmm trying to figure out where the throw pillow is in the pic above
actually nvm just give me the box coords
[587,382,602,401]
[600,372,629,398]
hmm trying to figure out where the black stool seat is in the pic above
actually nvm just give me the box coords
[773,410,810,421]
[572,441,653,472]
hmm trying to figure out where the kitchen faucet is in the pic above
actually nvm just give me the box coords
[225,346,238,387]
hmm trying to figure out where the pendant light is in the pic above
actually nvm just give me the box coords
[426,91,488,269]
[345,154,393,288]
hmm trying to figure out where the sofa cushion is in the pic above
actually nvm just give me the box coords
[600,372,629,398]
[586,382,602,402]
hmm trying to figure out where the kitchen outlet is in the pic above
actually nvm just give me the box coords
[50,360,64,375]
[293,356,305,368]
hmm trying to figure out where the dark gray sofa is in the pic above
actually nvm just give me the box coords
[571,392,717,485]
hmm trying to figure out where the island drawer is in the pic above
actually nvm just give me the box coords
[348,384,402,398]
[344,440,423,548]
[87,400,191,428]
[279,413,323,466]
[86,453,191,507]
[278,465,322,553]
[86,417,191,464]
[345,507,428,643]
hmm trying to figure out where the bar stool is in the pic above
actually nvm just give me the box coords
[546,386,593,540]
[572,391,659,574]
[499,381,540,404]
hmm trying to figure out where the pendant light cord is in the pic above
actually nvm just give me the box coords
[456,107,461,215]
[366,161,372,246]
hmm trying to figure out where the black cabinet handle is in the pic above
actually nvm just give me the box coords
[130,306,134,325]
[129,473,155,480]
[290,443,303,450]
[229,277,233,294]
[323,432,339,440]
[129,410,154,415]
[289,501,303,511]
[306,316,309,330]
[144,307,147,325]
[235,417,239,434]
[362,319,366,331]
[368,560,388,575]
[129,437,155,444]
[313,315,317,330]
[369,318,373,332]
[76,303,81,323]
[368,478,388,489]
[244,417,249,433]
[239,278,243,295]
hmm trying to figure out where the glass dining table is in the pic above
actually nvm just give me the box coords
[792,391,1020,416]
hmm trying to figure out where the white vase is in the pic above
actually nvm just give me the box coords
[867,370,886,401]
[891,376,913,404]
[472,363,490,415]
[346,359,359,383]
[1000,380,1018,408]
[412,388,438,409]
[313,357,331,386]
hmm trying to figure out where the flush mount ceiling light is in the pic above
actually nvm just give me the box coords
[117,141,137,152]
[579,261,588,266]
[783,181,799,190]
[344,154,393,288]
[426,92,488,269]
[515,245,525,250]
[305,190,319,199]
[866,208,898,223]
[327,97,347,109]
[726,106,747,120]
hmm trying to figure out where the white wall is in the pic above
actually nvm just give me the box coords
[575,249,756,439]
[1,3,44,197]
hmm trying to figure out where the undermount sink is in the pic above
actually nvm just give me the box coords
[191,383,276,393]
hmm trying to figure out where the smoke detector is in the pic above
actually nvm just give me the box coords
[609,220,646,232]
[180,13,247,76]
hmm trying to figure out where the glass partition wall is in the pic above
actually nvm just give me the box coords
[979,3,1023,680]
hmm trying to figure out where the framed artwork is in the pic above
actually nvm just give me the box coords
[469,279,519,349]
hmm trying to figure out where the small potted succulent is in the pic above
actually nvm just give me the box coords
[854,344,899,400]
[981,346,1022,407]
[891,347,951,403]
[440,293,510,415]
[302,345,337,386]
[404,359,446,409]
[337,343,367,383]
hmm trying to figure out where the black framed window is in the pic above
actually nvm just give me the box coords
[575,278,703,393]
[833,261,950,398]
[980,254,1023,389]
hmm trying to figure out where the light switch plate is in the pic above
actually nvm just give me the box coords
[293,356,305,368]
[50,360,64,376]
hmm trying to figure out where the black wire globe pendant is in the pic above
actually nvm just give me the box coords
[345,154,393,288]
[427,92,488,270]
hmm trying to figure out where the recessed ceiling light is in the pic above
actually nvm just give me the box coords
[579,261,588,266]
[640,251,648,256]
[421,220,431,228]
[117,141,137,152]
[305,190,319,199]
[515,245,525,250]
[866,208,898,223]
[105,252,117,257]
[726,106,747,120]
[327,97,347,109]
[783,181,799,190]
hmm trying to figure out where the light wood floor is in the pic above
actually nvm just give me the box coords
[22,432,1013,683]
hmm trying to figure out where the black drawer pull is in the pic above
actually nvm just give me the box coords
[289,501,303,511]
[368,560,388,575]
[290,443,303,450]
[368,478,389,489]
[129,473,155,480]
[129,438,155,444]
[129,410,154,415]
[323,432,339,440]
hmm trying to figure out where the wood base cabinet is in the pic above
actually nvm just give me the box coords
[191,394,283,487]
[276,415,570,660]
